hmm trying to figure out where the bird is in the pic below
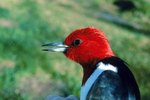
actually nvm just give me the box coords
[42,27,140,100]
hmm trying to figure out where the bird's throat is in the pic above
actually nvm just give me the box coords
[81,55,114,85]
[81,60,100,85]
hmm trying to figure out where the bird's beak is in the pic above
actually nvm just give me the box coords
[42,42,68,52]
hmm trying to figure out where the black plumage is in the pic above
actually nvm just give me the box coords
[87,57,140,100]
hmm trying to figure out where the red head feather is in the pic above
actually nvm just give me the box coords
[64,27,114,66]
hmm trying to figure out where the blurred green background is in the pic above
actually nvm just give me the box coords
[0,0,150,100]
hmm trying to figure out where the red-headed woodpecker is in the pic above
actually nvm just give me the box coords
[43,27,140,100]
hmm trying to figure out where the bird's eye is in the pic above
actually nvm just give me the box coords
[73,39,82,46]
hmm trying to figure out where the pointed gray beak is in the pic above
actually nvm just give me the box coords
[42,42,68,52]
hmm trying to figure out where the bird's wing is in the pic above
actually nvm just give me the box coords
[87,57,140,100]
[87,70,129,100]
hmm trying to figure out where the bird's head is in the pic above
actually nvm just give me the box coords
[42,27,114,67]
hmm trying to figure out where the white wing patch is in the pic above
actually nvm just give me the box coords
[97,62,118,73]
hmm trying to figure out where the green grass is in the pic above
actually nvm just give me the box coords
[0,0,150,99]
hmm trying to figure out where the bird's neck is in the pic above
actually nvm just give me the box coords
[81,55,115,85]
[81,59,100,85]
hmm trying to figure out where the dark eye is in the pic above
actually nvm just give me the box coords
[73,39,82,46]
